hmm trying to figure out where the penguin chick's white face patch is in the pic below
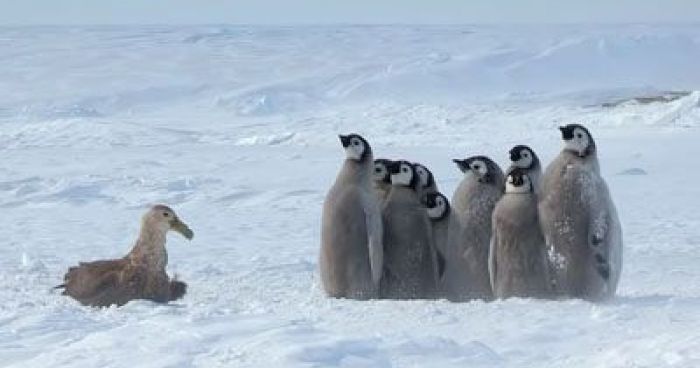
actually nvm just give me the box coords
[513,149,534,169]
[373,161,388,182]
[427,195,447,219]
[345,136,366,160]
[505,173,532,194]
[391,162,414,186]
[470,160,488,177]
[564,127,591,156]
[415,165,430,188]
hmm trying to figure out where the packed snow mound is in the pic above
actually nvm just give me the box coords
[594,91,700,128]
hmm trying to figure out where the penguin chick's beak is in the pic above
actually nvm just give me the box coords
[171,218,194,240]
[559,126,574,140]
[338,135,351,148]
[453,159,469,173]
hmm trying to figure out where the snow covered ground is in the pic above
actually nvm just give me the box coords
[1,25,700,367]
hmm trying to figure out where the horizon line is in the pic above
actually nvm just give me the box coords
[2,20,700,27]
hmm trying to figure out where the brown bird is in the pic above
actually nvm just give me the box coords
[56,205,194,307]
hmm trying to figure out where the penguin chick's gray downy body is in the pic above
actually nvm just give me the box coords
[425,192,454,296]
[372,159,393,204]
[57,205,194,307]
[414,163,439,203]
[445,156,504,301]
[489,170,551,299]
[506,145,543,195]
[381,160,439,299]
[320,134,384,300]
[538,124,623,301]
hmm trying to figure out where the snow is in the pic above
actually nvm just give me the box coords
[1,24,700,367]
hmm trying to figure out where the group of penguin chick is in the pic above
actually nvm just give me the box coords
[320,124,623,302]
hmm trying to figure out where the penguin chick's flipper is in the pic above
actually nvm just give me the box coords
[588,186,613,282]
[437,250,446,280]
[589,200,610,249]
[594,253,610,281]
[366,205,384,287]
[488,232,497,291]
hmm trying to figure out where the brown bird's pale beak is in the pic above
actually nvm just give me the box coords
[171,218,194,240]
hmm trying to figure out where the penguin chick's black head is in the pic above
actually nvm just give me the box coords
[373,159,393,184]
[388,160,418,188]
[509,170,525,186]
[338,133,371,162]
[505,168,533,194]
[425,192,450,221]
[559,124,596,157]
[509,146,523,162]
[559,125,575,140]
[453,156,498,183]
[413,163,435,188]
[509,144,538,169]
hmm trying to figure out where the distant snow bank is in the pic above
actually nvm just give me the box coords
[1,91,696,150]
[1,25,699,121]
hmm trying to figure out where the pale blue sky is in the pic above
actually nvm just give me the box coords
[1,0,699,25]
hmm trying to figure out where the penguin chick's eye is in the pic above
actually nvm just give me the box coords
[375,167,382,173]
[473,164,481,170]
[576,133,583,139]
[352,140,360,146]
[163,212,169,217]
[402,167,409,173]
[523,151,529,158]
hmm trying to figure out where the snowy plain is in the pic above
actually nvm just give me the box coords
[1,24,700,367]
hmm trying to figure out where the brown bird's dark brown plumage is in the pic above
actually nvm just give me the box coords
[56,205,194,307]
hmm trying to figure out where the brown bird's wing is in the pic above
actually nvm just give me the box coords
[62,258,131,307]
[62,258,187,306]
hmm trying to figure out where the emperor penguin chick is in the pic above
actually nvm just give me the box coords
[372,159,393,204]
[539,124,623,301]
[489,169,552,299]
[444,156,504,301]
[425,192,454,297]
[414,162,439,203]
[320,134,384,300]
[380,160,439,299]
[506,145,543,194]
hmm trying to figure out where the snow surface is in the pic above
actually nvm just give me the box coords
[1,25,700,367]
